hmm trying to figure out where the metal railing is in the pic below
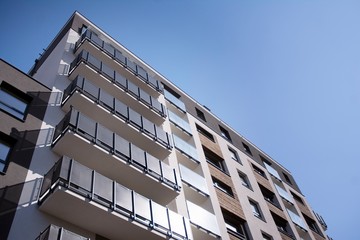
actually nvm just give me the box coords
[62,76,170,148]
[52,109,178,190]
[172,134,198,162]
[74,30,162,93]
[39,157,189,240]
[164,89,186,112]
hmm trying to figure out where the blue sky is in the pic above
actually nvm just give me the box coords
[1,1,359,239]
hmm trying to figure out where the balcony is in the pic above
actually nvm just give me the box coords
[68,50,165,120]
[52,110,179,204]
[164,89,186,113]
[35,224,88,240]
[274,184,294,205]
[38,158,191,240]
[313,211,328,231]
[179,164,209,196]
[168,109,192,136]
[172,134,199,162]
[74,30,163,93]
[62,76,171,156]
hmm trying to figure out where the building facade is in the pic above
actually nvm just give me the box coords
[0,12,331,240]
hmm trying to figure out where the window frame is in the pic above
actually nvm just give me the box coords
[238,171,251,189]
[0,81,32,121]
[228,147,241,163]
[212,177,234,197]
[196,124,215,142]
[249,199,263,220]
[219,125,232,142]
[242,142,252,156]
[252,164,267,179]
[222,209,248,240]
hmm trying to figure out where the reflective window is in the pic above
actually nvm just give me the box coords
[0,82,30,120]
[249,199,262,219]
[238,171,251,189]
[229,147,240,162]
[219,125,231,142]
[0,135,14,173]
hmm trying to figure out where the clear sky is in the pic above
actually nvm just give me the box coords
[1,1,359,239]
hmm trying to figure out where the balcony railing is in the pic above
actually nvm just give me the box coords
[74,30,162,93]
[62,76,170,148]
[313,211,328,231]
[39,157,190,240]
[264,162,282,181]
[52,109,179,191]
[167,109,192,135]
[179,164,209,195]
[35,224,88,240]
[172,134,198,162]
[274,184,294,204]
[164,89,186,113]
[286,208,307,230]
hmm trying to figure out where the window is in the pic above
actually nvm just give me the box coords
[212,177,233,197]
[204,147,227,173]
[238,171,251,189]
[195,107,206,121]
[290,191,304,205]
[222,209,248,239]
[0,133,15,173]
[249,199,263,219]
[0,82,31,120]
[242,142,252,155]
[262,159,281,180]
[283,172,292,184]
[303,214,323,236]
[259,184,281,208]
[196,124,215,142]
[262,232,272,240]
[219,125,231,142]
[228,147,240,162]
[270,212,294,238]
[252,164,266,178]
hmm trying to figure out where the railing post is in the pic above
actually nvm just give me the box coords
[159,161,164,182]
[144,152,148,173]
[112,180,116,211]
[67,158,73,188]
[149,199,154,228]
[90,170,95,200]
[173,168,179,190]
[166,208,172,238]
[94,122,98,144]
[131,190,135,220]
[182,216,189,240]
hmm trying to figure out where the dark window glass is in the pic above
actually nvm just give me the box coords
[242,142,252,156]
[219,125,231,142]
[303,214,322,236]
[283,172,292,184]
[229,147,240,162]
[252,164,266,178]
[290,191,304,205]
[212,177,233,197]
[249,200,262,219]
[259,184,281,208]
[204,147,227,173]
[196,124,214,142]
[195,107,206,121]
[0,133,15,173]
[0,82,31,120]
[238,171,251,189]
[270,212,294,238]
[262,233,272,240]
[222,209,248,239]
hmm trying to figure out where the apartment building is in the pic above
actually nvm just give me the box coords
[0,12,331,240]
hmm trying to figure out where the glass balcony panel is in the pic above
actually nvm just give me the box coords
[275,184,294,204]
[287,208,307,229]
[131,144,146,168]
[102,63,114,80]
[168,209,186,237]
[87,54,101,70]
[127,80,139,97]
[139,89,151,105]
[90,33,103,48]
[71,161,92,193]
[114,99,128,119]
[115,49,126,65]
[78,114,96,139]
[173,135,198,161]
[99,90,114,110]
[126,60,137,73]
[128,108,142,128]
[156,126,168,145]
[82,78,99,99]
[164,90,186,112]
[75,76,84,88]
[264,162,281,180]
[168,109,191,134]
[146,153,161,176]
[137,65,148,80]
[186,201,220,236]
[62,228,87,240]
[151,97,163,114]
[134,193,151,221]
[148,75,159,90]
[142,117,155,137]
[94,172,112,203]
[103,42,115,56]
[115,183,132,212]
[161,163,176,185]
[97,124,113,150]
[69,109,78,127]
[179,164,209,194]
[59,157,71,180]
[152,201,169,229]
[114,134,130,159]
[114,71,127,89]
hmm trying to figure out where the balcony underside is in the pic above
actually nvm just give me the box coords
[68,62,164,125]
[39,186,169,240]
[62,91,170,159]
[52,132,178,205]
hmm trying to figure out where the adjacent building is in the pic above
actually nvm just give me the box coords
[0,12,331,240]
